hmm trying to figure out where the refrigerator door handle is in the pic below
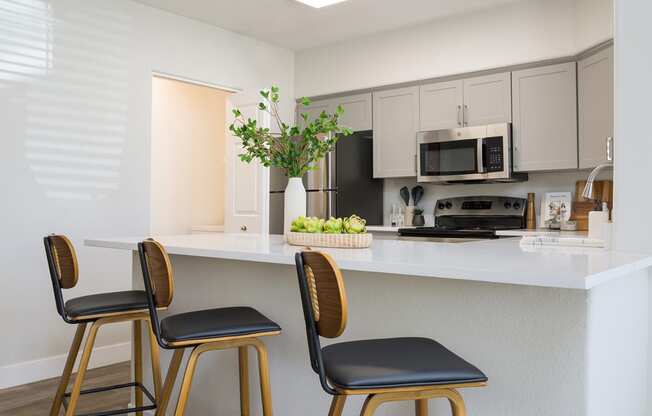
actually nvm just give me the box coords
[327,191,335,218]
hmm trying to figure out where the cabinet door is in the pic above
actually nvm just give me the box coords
[463,72,512,126]
[578,47,614,169]
[512,62,578,172]
[419,80,463,131]
[373,86,419,178]
[296,99,330,129]
[333,93,372,132]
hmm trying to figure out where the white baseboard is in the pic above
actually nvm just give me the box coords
[0,342,131,389]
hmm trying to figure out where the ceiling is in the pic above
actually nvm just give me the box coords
[134,0,526,50]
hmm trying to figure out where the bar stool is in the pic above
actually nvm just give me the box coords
[137,239,281,416]
[44,234,163,416]
[294,251,488,416]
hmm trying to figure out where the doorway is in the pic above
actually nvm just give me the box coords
[149,75,231,234]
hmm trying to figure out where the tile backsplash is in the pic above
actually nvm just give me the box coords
[383,170,613,227]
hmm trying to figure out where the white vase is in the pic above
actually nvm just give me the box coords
[284,177,306,235]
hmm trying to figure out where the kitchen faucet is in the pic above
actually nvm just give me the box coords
[582,137,614,201]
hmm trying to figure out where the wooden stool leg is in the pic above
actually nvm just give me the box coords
[133,320,143,416]
[252,340,273,416]
[145,318,162,401]
[360,394,381,416]
[239,346,250,416]
[444,389,467,416]
[65,322,100,416]
[328,395,347,416]
[155,349,184,416]
[415,399,428,416]
[50,323,87,416]
[174,346,202,416]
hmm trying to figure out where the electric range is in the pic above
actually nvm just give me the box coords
[398,196,527,241]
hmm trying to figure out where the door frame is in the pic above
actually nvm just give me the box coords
[149,71,271,234]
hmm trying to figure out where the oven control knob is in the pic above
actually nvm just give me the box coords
[513,202,521,210]
[504,201,512,209]
[438,203,445,210]
[445,202,453,209]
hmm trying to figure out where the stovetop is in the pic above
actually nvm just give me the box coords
[398,196,528,240]
[398,227,501,239]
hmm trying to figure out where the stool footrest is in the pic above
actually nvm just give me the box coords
[62,381,156,416]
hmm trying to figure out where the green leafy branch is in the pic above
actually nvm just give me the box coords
[228,86,353,178]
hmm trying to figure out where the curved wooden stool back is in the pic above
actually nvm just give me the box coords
[301,251,348,338]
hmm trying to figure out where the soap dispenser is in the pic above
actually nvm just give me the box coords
[588,202,610,240]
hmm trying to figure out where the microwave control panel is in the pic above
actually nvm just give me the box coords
[484,137,504,172]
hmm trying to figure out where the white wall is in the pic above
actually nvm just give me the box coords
[295,0,613,97]
[150,77,228,234]
[0,0,294,387]
[613,1,652,411]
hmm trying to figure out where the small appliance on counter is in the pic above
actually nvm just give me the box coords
[398,196,527,242]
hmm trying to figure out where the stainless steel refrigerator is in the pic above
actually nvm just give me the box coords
[269,130,383,234]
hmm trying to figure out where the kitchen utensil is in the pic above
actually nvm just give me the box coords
[411,186,424,206]
[400,187,410,206]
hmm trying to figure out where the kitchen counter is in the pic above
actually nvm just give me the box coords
[85,233,651,416]
[496,228,588,237]
[85,233,652,290]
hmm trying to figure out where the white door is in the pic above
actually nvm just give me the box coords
[224,92,270,234]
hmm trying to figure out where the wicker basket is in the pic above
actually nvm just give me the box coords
[286,232,373,249]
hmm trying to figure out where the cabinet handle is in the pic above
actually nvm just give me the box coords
[606,136,613,162]
[457,105,462,126]
[463,105,469,126]
[240,225,248,232]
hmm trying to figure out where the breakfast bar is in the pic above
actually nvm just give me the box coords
[86,234,652,416]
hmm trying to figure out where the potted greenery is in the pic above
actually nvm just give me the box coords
[229,86,352,234]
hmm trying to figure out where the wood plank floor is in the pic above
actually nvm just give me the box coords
[0,362,131,415]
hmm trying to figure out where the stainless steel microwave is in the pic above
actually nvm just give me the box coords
[416,123,527,184]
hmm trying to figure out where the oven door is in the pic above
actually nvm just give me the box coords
[417,124,511,183]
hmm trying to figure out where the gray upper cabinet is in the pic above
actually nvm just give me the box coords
[578,46,614,169]
[512,62,578,172]
[297,100,330,129]
[463,72,512,126]
[420,72,511,131]
[333,93,372,132]
[373,86,420,178]
[419,80,463,131]
[297,93,372,132]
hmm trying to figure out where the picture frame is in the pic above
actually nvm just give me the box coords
[542,192,572,227]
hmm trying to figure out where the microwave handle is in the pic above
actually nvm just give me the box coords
[477,139,485,173]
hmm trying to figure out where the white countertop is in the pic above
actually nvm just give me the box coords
[496,229,589,237]
[85,233,652,290]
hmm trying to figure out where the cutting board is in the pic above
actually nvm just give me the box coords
[571,180,612,230]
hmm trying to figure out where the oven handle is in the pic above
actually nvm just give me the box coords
[477,138,485,173]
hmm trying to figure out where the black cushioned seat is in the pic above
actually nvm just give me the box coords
[160,306,281,343]
[65,290,149,319]
[322,337,487,389]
